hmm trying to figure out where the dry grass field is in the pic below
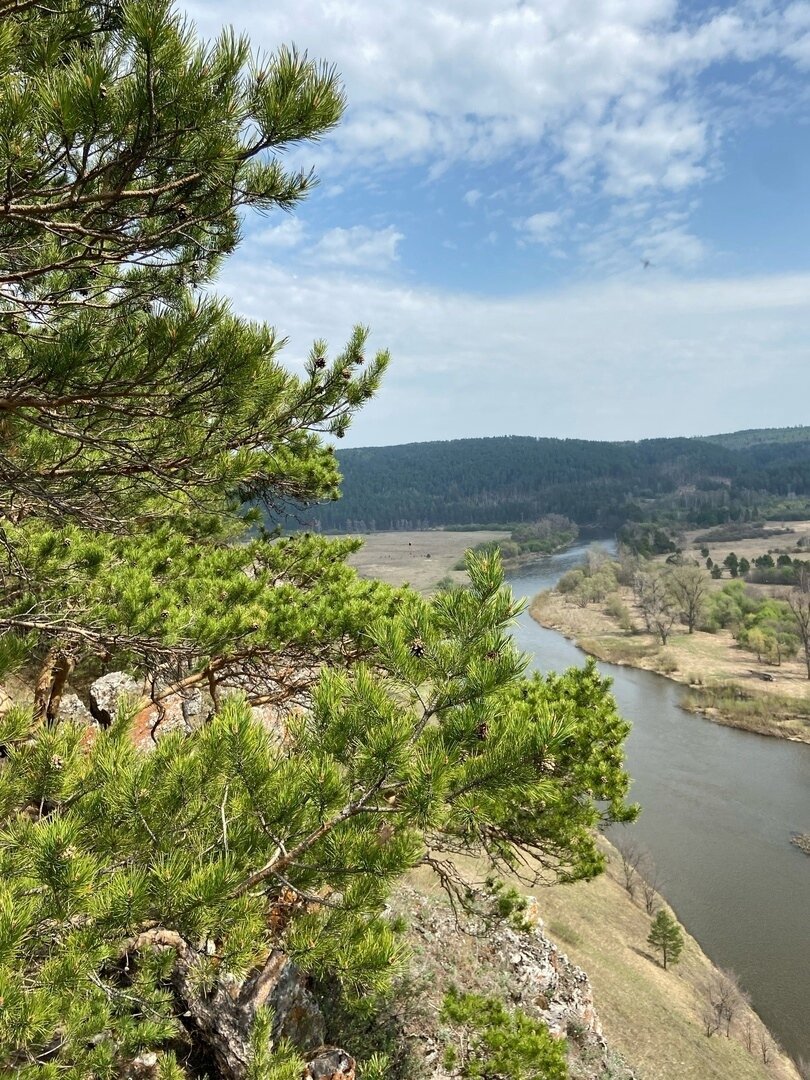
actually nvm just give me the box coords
[679,521,810,571]
[345,528,508,592]
[521,847,801,1080]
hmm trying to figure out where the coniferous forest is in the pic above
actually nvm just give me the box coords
[311,432,810,534]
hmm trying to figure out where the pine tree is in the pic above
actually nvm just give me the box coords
[647,909,684,970]
[0,0,388,714]
[0,2,638,1074]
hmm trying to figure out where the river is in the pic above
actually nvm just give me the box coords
[506,544,810,1064]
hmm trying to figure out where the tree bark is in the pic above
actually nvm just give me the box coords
[33,644,76,724]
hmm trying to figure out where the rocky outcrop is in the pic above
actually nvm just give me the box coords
[304,1048,356,1079]
[134,929,336,1080]
[176,949,326,1076]
[384,887,637,1080]
[89,671,142,726]
[84,671,211,748]
[58,691,96,727]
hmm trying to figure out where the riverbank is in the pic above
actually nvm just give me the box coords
[405,839,801,1080]
[530,588,810,744]
[524,840,801,1080]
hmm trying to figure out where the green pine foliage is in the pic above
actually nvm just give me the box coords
[440,987,569,1079]
[0,2,638,1074]
[0,555,636,1073]
[0,2,384,528]
[647,909,684,970]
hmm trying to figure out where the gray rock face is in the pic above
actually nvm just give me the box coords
[89,671,141,726]
[136,931,327,1080]
[177,951,326,1078]
[58,691,96,727]
[388,887,638,1080]
[304,1048,356,1078]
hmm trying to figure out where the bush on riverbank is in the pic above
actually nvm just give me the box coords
[455,516,579,568]
[682,682,810,736]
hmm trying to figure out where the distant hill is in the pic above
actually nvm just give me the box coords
[700,426,810,450]
[307,428,810,534]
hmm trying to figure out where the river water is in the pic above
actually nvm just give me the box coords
[506,545,810,1063]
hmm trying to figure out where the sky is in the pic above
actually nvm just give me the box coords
[185,0,810,446]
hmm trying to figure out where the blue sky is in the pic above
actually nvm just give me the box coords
[186,0,810,445]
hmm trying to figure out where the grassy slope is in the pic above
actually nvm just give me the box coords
[531,848,799,1080]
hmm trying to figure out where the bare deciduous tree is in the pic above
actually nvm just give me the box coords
[634,570,678,645]
[702,969,748,1039]
[759,1026,777,1065]
[667,563,708,634]
[742,1016,755,1054]
[787,568,810,680]
[615,837,643,898]
[638,854,661,916]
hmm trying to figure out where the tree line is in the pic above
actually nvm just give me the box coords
[308,434,810,534]
[557,552,810,678]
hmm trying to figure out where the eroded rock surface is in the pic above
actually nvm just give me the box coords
[136,930,328,1079]
[89,671,142,726]
[380,886,637,1080]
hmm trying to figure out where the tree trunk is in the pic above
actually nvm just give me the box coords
[33,645,76,725]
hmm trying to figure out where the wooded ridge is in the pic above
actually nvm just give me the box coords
[311,431,810,533]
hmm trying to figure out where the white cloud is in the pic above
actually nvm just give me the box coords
[464,189,483,207]
[184,0,810,201]
[218,254,810,444]
[518,211,564,245]
[307,225,403,268]
[255,217,307,249]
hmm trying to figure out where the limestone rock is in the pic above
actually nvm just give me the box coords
[385,886,638,1080]
[123,1052,159,1079]
[58,691,96,727]
[89,671,142,726]
[177,951,326,1078]
[304,1048,356,1079]
[137,931,326,1080]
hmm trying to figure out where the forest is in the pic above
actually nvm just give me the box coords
[310,432,810,534]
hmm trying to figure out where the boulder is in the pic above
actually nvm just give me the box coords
[58,691,96,727]
[304,1048,356,1079]
[89,671,142,726]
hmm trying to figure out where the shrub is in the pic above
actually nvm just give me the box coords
[441,988,569,1079]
